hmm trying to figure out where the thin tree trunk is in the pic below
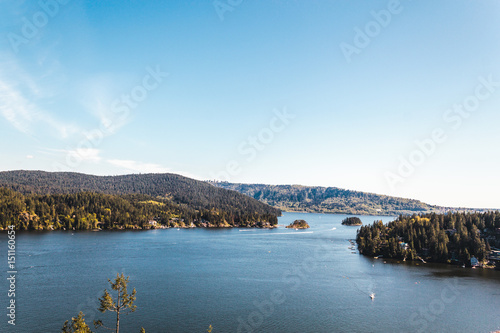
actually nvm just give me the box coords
[116,310,120,333]
[116,292,121,333]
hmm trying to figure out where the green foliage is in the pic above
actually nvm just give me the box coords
[0,170,280,217]
[62,312,93,333]
[63,275,147,333]
[95,273,137,333]
[211,182,446,215]
[285,219,309,229]
[0,173,282,230]
[342,217,362,226]
[356,212,500,265]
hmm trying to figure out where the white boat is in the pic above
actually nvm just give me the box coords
[370,293,375,300]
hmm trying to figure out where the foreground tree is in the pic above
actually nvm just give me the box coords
[94,273,137,333]
[62,312,93,333]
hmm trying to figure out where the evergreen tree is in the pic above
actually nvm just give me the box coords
[62,312,93,333]
[94,273,137,333]
[356,212,498,265]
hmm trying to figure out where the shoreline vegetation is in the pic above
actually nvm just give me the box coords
[0,187,279,231]
[356,212,500,270]
[0,171,281,231]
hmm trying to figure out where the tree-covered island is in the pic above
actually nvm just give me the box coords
[286,219,310,229]
[342,217,362,226]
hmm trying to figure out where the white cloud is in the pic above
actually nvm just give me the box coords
[0,79,34,134]
[0,78,79,138]
[107,159,171,173]
[42,148,102,163]
[0,53,79,138]
[77,73,135,137]
[68,148,101,163]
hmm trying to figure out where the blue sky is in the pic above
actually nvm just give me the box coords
[1,0,499,208]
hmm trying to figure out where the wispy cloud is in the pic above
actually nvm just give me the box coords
[107,159,171,173]
[0,79,33,134]
[41,148,102,163]
[0,53,79,138]
[68,148,102,163]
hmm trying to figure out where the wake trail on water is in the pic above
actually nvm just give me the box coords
[239,231,314,235]
[341,275,375,299]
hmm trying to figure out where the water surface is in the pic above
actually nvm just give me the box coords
[1,212,499,332]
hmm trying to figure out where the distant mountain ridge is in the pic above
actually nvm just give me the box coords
[209,182,480,216]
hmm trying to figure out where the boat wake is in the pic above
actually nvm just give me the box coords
[342,275,376,300]
[240,231,314,235]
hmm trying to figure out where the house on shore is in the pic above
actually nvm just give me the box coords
[470,256,480,268]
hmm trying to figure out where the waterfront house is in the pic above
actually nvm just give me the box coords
[399,242,409,250]
[470,256,479,267]
[488,250,500,261]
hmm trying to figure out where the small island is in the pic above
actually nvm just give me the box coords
[286,219,310,229]
[341,217,362,226]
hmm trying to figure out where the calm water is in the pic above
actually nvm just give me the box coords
[1,212,499,333]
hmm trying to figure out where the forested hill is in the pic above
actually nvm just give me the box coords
[356,212,500,265]
[210,182,444,216]
[0,171,281,230]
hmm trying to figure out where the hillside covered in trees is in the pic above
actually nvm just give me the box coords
[356,212,500,265]
[210,182,446,215]
[0,188,279,230]
[0,171,280,230]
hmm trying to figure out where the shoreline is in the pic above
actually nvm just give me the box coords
[362,253,499,271]
[0,224,280,232]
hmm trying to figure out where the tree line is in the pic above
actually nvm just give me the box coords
[356,212,500,265]
[211,182,444,215]
[0,187,278,230]
[0,171,281,218]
